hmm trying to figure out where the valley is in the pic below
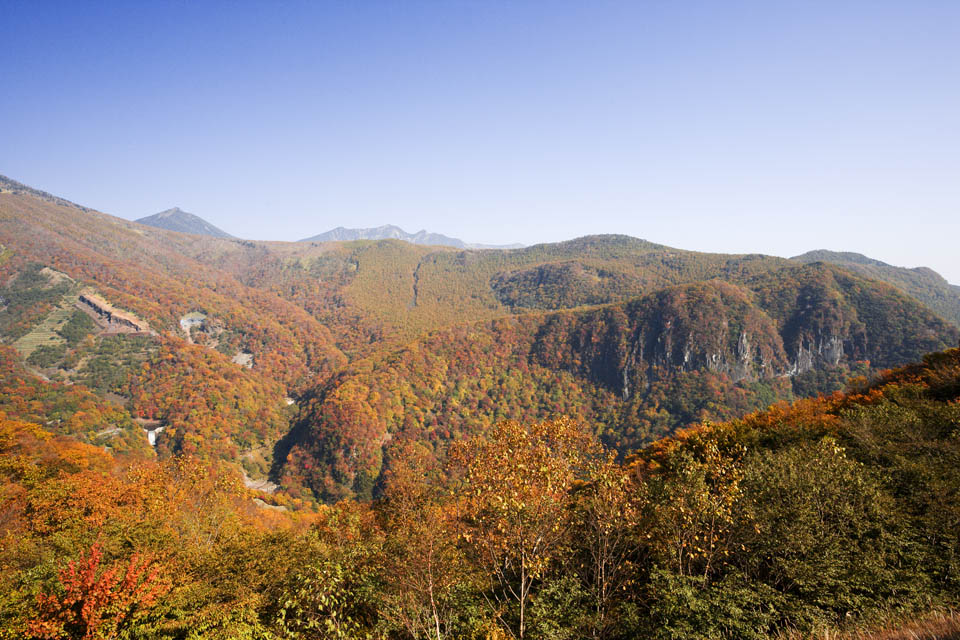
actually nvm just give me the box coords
[6,3,959,636]
[1,176,958,501]
[1,176,959,639]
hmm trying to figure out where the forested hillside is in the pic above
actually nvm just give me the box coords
[793,249,960,326]
[3,345,960,639]
[282,270,957,500]
[1,178,958,507]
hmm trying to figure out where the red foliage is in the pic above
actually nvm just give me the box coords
[27,544,170,640]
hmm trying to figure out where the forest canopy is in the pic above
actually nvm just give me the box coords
[2,348,960,639]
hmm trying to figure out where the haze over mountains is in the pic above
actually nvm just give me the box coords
[130,204,523,249]
[300,223,524,249]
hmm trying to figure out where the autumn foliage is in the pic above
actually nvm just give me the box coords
[27,544,170,640]
[0,348,959,637]
[3,190,960,638]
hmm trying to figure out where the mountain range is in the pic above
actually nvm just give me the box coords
[124,201,959,321]
[792,249,960,325]
[1,173,959,502]
[5,172,960,637]
[131,205,524,250]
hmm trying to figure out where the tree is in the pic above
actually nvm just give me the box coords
[379,441,475,640]
[269,502,382,639]
[451,417,600,639]
[27,544,170,640]
[646,438,745,581]
[571,453,645,639]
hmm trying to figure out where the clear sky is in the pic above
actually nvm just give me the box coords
[3,1,959,282]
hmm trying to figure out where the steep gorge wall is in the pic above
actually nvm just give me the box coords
[532,270,958,402]
[531,282,789,398]
[283,269,960,502]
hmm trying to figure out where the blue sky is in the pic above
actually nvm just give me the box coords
[3,1,959,282]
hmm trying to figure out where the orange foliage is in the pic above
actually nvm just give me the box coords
[128,339,290,460]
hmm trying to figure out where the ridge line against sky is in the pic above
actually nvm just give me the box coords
[2,0,958,282]
[3,167,957,284]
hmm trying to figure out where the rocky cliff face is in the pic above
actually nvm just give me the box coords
[283,267,960,501]
[532,271,957,401]
[78,291,151,333]
[531,282,788,397]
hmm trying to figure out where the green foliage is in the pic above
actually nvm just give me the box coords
[56,309,96,346]
[0,264,73,340]
[737,439,924,624]
[26,342,67,368]
[273,563,374,639]
[644,569,782,640]
[527,576,591,640]
[74,334,158,395]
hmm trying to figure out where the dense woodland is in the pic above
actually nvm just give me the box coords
[793,250,960,327]
[3,188,957,501]
[2,348,960,638]
[285,271,956,500]
[2,182,960,637]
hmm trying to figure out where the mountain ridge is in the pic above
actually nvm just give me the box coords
[792,249,960,326]
[300,223,523,249]
[3,174,959,504]
[0,173,93,212]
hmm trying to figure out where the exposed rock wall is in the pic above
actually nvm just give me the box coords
[78,291,150,333]
[531,277,958,400]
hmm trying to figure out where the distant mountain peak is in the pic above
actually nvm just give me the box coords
[156,206,187,217]
[299,225,522,250]
[136,207,234,239]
